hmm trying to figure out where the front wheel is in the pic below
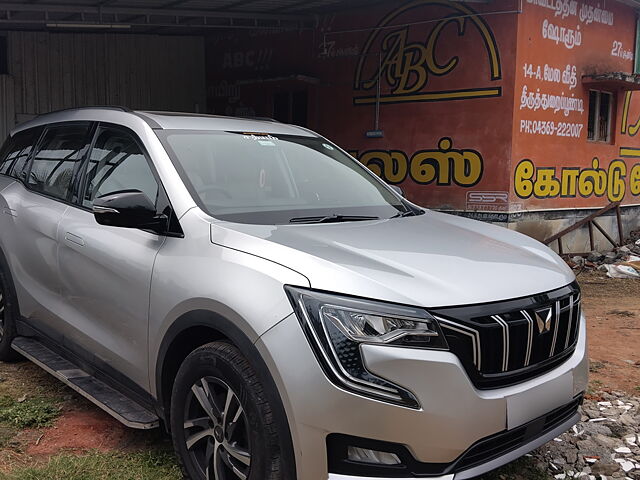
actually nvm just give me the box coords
[170,342,284,480]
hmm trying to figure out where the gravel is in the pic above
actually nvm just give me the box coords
[528,392,640,479]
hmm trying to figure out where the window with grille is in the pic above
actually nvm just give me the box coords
[587,90,613,142]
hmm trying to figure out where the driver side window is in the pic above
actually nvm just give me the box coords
[82,127,159,208]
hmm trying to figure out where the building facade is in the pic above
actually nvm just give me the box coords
[206,0,640,251]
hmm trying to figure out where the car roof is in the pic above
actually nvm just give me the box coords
[11,107,317,138]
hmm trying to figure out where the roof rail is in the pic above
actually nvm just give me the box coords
[37,106,132,117]
[242,116,280,123]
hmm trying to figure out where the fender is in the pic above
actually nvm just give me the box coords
[155,308,297,479]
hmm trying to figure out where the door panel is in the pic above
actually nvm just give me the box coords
[57,125,165,390]
[57,207,164,389]
[0,181,69,335]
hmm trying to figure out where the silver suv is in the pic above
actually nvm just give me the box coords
[0,108,588,480]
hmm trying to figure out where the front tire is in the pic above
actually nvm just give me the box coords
[170,342,283,480]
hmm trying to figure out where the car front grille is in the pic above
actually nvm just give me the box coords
[431,282,581,389]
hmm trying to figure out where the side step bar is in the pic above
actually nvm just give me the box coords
[12,337,159,430]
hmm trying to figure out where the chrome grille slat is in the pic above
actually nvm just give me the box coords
[521,310,534,367]
[550,300,561,357]
[565,295,575,349]
[491,315,509,372]
[436,316,482,370]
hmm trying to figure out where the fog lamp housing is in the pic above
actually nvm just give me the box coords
[347,446,401,465]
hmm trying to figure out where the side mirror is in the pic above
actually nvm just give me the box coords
[390,185,405,197]
[93,190,167,234]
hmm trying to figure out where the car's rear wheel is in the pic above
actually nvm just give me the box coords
[0,262,19,361]
[170,342,283,480]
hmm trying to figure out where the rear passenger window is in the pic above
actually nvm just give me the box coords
[28,124,91,200]
[0,128,40,178]
[82,127,159,208]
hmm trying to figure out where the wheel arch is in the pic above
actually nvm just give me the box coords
[154,308,297,479]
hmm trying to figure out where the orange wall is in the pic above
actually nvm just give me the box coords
[207,0,519,218]
[206,0,640,219]
[512,0,640,211]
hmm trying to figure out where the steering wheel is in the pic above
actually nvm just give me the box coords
[198,185,232,199]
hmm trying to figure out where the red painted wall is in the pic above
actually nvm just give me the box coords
[206,0,640,220]
[512,0,640,212]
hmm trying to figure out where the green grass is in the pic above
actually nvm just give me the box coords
[0,451,181,480]
[0,425,16,448]
[0,395,60,428]
[587,379,604,395]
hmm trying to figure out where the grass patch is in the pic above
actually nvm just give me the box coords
[0,425,16,448]
[589,360,605,373]
[0,450,181,480]
[587,378,604,395]
[0,396,60,429]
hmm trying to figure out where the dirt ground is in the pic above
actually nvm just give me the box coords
[578,271,640,394]
[0,273,637,478]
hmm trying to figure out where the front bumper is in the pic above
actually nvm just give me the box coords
[256,312,588,479]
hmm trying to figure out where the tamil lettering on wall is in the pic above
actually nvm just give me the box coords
[351,137,484,187]
[621,92,640,136]
[353,0,502,105]
[514,157,640,202]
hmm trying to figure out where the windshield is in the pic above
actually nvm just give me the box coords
[157,130,410,224]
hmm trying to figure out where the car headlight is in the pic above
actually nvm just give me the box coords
[285,287,448,409]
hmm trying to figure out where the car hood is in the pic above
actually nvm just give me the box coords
[209,210,575,308]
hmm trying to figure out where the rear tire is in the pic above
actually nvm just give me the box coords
[0,261,19,361]
[170,341,284,480]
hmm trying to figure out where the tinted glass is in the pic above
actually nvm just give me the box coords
[28,124,91,200]
[0,128,40,178]
[158,130,406,224]
[82,127,159,208]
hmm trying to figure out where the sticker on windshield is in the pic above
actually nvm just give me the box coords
[322,143,335,150]
[242,134,278,147]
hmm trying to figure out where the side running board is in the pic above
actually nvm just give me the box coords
[11,336,159,430]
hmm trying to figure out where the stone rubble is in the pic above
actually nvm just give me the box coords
[528,392,640,479]
[565,229,640,278]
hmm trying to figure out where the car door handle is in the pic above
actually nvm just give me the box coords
[2,208,16,217]
[65,232,85,247]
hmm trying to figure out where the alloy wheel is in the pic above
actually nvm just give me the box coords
[183,376,251,480]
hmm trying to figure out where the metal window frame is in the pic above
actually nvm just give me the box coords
[588,89,614,144]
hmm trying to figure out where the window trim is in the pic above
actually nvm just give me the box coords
[75,121,184,238]
[76,122,160,211]
[23,121,95,203]
[2,120,182,237]
[587,89,614,143]
[0,126,45,181]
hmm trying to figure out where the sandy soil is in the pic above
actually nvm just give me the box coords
[578,271,640,393]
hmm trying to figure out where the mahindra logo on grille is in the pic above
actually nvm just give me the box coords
[534,307,553,334]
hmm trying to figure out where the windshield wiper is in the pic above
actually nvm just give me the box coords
[390,208,424,219]
[289,214,380,224]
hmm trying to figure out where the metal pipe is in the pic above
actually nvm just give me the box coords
[374,51,381,131]
[0,18,299,30]
[324,1,523,37]
[0,2,309,21]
